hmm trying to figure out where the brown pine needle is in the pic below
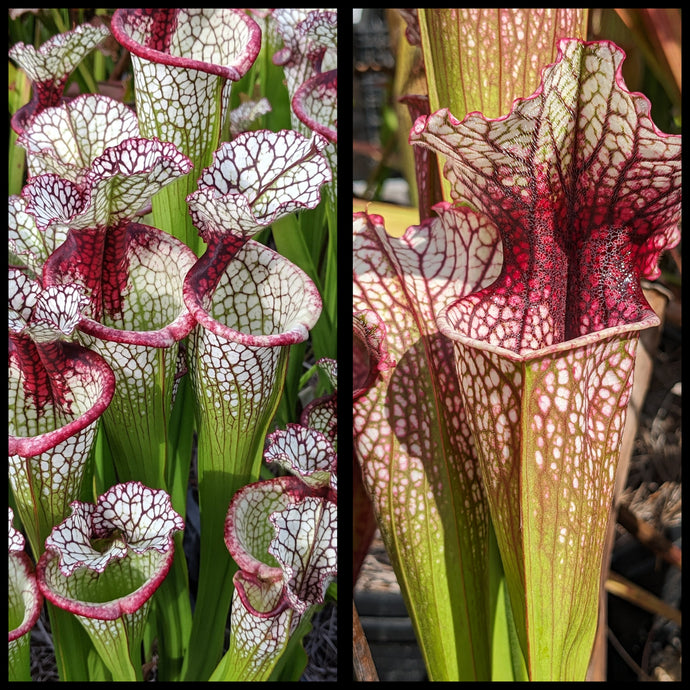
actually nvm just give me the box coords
[353,599,380,681]
[606,571,682,627]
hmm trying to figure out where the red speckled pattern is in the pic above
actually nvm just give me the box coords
[411,39,681,356]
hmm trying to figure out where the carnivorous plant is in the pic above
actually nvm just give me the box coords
[354,29,680,681]
[9,9,338,682]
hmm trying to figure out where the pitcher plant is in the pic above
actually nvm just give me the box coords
[354,23,680,682]
[9,507,44,682]
[181,126,330,679]
[36,482,184,681]
[9,8,337,682]
[110,8,262,256]
[219,409,337,681]
[9,273,115,559]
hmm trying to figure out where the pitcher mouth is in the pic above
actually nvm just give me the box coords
[110,8,261,82]
[36,547,174,620]
[183,240,322,348]
[9,347,115,457]
[77,311,196,348]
